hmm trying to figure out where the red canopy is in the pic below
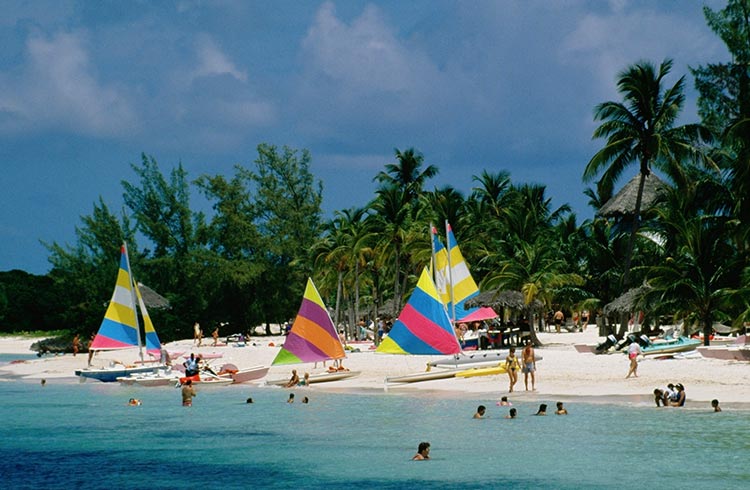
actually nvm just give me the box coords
[456,307,498,323]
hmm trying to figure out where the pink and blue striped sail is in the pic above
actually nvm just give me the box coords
[90,245,160,351]
[376,267,461,355]
[272,278,346,365]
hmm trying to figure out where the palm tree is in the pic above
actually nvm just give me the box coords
[583,59,712,291]
[374,148,439,202]
[644,183,740,345]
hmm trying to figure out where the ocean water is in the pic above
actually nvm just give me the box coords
[1,379,749,489]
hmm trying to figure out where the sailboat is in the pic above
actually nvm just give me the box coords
[267,278,360,385]
[378,267,470,385]
[75,243,166,382]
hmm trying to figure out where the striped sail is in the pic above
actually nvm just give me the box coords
[90,245,142,350]
[135,281,161,353]
[272,278,346,365]
[376,267,461,355]
[432,223,480,320]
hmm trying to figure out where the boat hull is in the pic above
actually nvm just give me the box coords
[267,370,361,386]
[117,372,178,387]
[640,337,700,356]
[698,347,750,361]
[454,364,508,378]
[230,366,270,384]
[385,368,462,384]
[76,365,165,383]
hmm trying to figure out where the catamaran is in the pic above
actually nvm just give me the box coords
[267,278,360,385]
[75,243,165,382]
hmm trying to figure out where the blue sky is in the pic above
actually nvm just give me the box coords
[0,0,727,274]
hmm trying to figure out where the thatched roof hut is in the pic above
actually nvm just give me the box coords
[597,173,667,218]
[464,289,543,311]
[602,284,651,316]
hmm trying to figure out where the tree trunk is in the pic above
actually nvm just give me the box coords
[621,170,648,291]
[702,315,712,347]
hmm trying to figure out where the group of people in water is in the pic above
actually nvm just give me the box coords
[473,400,567,419]
[653,383,687,407]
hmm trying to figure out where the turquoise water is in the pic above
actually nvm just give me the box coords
[1,380,749,489]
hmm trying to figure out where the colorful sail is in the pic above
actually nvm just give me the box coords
[272,278,346,365]
[432,223,481,321]
[135,281,161,352]
[376,267,461,355]
[90,244,141,350]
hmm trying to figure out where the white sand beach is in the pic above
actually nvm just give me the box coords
[1,328,748,406]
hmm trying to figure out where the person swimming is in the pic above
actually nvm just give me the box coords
[535,403,547,415]
[412,442,430,460]
[474,405,486,419]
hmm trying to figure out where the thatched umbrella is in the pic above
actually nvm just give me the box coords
[137,282,171,310]
[602,284,651,316]
[597,172,667,218]
[464,289,542,311]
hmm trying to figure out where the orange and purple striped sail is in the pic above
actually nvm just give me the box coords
[272,278,345,365]
[376,267,461,355]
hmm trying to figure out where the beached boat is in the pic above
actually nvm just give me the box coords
[267,370,361,386]
[454,363,508,378]
[638,336,701,356]
[385,368,464,384]
[697,336,750,361]
[270,278,353,383]
[427,350,541,367]
[76,243,165,382]
[217,363,270,384]
[117,369,179,387]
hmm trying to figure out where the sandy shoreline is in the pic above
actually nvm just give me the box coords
[1,329,748,408]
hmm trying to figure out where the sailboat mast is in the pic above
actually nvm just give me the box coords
[430,223,437,283]
[445,220,456,323]
[122,242,144,362]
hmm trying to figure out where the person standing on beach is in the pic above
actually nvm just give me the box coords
[72,334,80,356]
[522,342,536,391]
[626,341,641,378]
[87,333,95,366]
[181,380,196,406]
[553,310,564,333]
[193,322,201,346]
[505,347,520,393]
[212,326,219,346]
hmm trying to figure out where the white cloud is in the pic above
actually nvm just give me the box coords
[191,35,248,83]
[560,6,722,98]
[301,1,439,97]
[0,30,137,137]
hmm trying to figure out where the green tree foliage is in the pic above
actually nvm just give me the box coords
[44,198,135,334]
[584,59,712,293]
[238,144,324,333]
[0,270,62,332]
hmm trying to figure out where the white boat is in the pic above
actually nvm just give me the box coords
[117,369,179,387]
[267,370,361,386]
[385,368,462,384]
[217,363,270,384]
[76,243,166,382]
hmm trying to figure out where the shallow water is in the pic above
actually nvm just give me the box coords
[1,381,748,489]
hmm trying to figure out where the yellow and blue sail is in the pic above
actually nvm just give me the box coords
[272,278,346,365]
[91,244,160,351]
[432,224,480,321]
[376,267,461,355]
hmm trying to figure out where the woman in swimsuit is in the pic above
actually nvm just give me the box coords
[505,347,519,393]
